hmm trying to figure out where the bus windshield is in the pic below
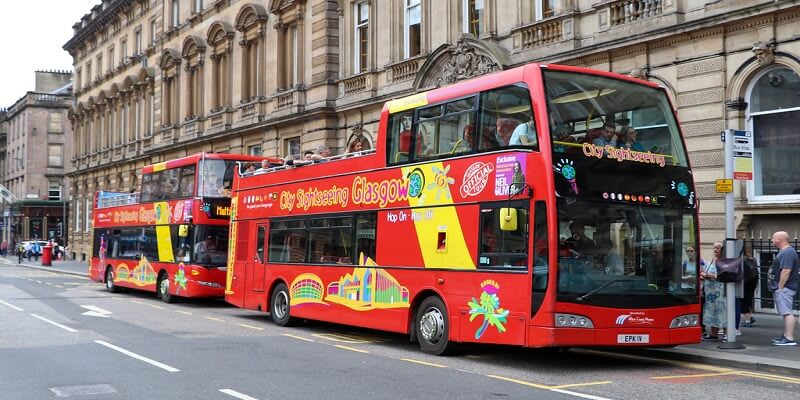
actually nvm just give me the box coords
[199,159,235,198]
[556,198,698,308]
[192,225,229,267]
[544,70,688,168]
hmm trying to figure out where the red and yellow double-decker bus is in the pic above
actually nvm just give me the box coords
[90,152,280,302]
[226,64,701,354]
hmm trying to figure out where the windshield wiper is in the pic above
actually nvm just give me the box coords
[576,279,631,302]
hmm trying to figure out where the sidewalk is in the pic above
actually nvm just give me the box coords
[3,255,89,278]
[623,312,800,376]
[4,255,799,375]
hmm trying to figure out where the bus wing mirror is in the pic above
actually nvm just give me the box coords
[499,208,518,231]
[178,225,189,237]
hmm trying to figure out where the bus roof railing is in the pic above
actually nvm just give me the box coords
[96,192,140,208]
[238,148,377,177]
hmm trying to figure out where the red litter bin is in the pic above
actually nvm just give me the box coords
[42,245,53,266]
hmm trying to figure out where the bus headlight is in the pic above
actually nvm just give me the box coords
[555,313,594,328]
[670,314,699,328]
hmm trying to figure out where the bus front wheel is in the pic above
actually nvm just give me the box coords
[416,296,456,355]
[157,272,175,303]
[270,283,293,326]
[105,267,119,293]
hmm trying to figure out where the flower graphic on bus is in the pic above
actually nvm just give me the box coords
[554,159,578,195]
[467,280,510,339]
[427,165,455,201]
[175,263,188,294]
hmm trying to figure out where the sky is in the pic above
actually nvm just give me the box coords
[0,1,101,108]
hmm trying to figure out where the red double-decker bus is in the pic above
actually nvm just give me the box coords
[89,152,280,302]
[226,64,701,354]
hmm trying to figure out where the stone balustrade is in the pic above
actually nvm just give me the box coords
[609,0,663,26]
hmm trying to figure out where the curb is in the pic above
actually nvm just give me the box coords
[9,260,89,278]
[607,347,800,377]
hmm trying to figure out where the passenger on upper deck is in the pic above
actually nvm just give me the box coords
[452,124,477,153]
[316,145,333,160]
[552,124,576,152]
[495,118,519,146]
[202,173,223,197]
[347,135,371,155]
[509,116,537,146]
[592,122,618,148]
[242,162,257,174]
[285,150,319,166]
[617,127,645,151]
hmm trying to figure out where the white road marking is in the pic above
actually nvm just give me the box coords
[220,389,260,400]
[550,389,615,400]
[81,305,113,318]
[94,340,180,372]
[0,299,24,311]
[30,314,78,333]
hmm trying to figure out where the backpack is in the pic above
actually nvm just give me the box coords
[743,258,759,283]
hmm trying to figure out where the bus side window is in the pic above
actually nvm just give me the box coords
[478,84,536,149]
[255,226,266,263]
[531,201,548,317]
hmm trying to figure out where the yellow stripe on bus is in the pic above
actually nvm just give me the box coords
[402,162,475,270]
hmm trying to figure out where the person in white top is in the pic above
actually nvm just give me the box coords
[509,119,537,146]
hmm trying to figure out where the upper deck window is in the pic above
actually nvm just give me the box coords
[141,165,196,202]
[387,83,536,165]
[544,70,688,167]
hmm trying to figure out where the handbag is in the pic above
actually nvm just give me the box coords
[715,246,745,283]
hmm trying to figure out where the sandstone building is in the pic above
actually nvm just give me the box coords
[64,0,800,261]
[0,70,73,244]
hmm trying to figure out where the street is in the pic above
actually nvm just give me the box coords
[1,264,799,400]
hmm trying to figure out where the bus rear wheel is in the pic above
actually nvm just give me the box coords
[270,283,293,326]
[157,272,175,303]
[105,267,119,293]
[416,296,456,355]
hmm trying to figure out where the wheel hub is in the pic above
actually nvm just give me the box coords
[160,277,169,295]
[274,291,288,319]
[419,307,445,343]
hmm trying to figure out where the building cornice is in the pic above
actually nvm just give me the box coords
[63,0,136,53]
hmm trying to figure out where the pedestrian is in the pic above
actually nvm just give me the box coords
[701,242,726,341]
[32,242,41,262]
[24,242,32,261]
[741,248,759,327]
[17,243,24,264]
[768,231,799,346]
[0,239,7,257]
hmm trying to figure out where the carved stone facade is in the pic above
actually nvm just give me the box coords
[63,0,800,260]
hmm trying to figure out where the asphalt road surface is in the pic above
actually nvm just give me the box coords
[1,265,798,400]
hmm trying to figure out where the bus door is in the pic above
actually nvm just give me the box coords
[247,225,267,293]
[530,201,548,321]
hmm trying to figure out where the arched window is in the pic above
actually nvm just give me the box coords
[235,4,268,101]
[746,66,800,200]
[182,36,207,119]
[207,22,235,111]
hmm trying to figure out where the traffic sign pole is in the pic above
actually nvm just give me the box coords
[719,129,745,349]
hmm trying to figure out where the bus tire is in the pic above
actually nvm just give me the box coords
[105,267,119,293]
[157,272,175,303]
[270,283,293,326]
[415,296,456,356]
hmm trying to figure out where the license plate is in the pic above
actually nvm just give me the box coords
[617,334,649,344]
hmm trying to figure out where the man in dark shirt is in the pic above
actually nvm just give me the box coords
[565,221,596,256]
[769,231,799,346]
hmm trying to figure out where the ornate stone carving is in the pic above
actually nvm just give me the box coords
[752,40,776,67]
[435,37,501,87]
